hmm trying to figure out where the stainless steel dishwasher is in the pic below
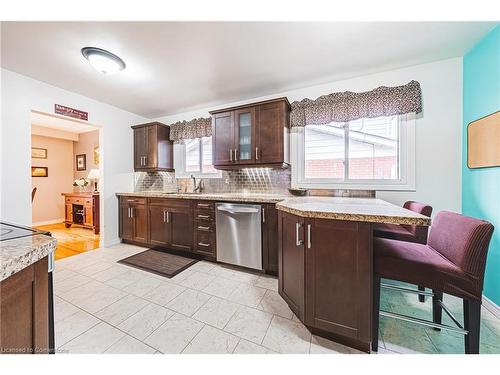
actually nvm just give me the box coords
[215,203,262,270]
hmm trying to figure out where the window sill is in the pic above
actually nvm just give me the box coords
[175,172,222,179]
[295,181,416,192]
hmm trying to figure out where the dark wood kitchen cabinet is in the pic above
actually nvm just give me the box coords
[132,122,174,172]
[278,211,373,352]
[304,218,372,347]
[0,257,49,354]
[278,211,305,320]
[262,204,279,275]
[193,201,216,258]
[148,198,193,252]
[210,98,290,169]
[119,197,147,243]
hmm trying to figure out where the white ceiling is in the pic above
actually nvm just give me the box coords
[31,111,98,133]
[1,22,496,118]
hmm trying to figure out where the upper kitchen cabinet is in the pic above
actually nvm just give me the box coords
[132,122,174,172]
[210,97,290,169]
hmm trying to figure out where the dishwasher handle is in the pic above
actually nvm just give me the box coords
[217,206,259,214]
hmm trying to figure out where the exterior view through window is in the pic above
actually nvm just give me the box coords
[304,115,399,181]
[185,136,217,174]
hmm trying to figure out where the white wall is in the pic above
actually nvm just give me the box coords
[156,58,463,214]
[1,69,148,246]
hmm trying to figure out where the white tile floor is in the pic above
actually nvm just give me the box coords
[53,243,500,354]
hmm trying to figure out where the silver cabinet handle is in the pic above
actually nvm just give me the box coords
[198,242,211,247]
[262,207,266,223]
[255,147,259,160]
[307,224,311,249]
[296,222,303,246]
[197,203,211,208]
[163,210,166,223]
[166,211,170,223]
[130,207,134,219]
[229,149,233,162]
[198,214,210,219]
[197,226,210,230]
[234,149,238,161]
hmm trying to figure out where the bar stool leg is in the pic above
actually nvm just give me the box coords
[432,290,443,331]
[372,276,381,352]
[464,299,481,354]
[418,286,426,302]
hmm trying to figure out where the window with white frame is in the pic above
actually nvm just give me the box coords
[293,114,415,190]
[174,136,221,178]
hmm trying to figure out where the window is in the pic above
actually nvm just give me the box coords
[174,136,221,178]
[293,114,415,190]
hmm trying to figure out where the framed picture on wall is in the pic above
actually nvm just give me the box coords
[94,146,100,166]
[31,147,47,159]
[31,167,48,177]
[76,154,86,171]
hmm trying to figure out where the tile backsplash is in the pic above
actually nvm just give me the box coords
[134,168,374,198]
[134,168,291,194]
[134,171,177,193]
[179,168,291,194]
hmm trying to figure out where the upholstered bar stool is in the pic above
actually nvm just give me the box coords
[372,211,494,354]
[374,201,433,302]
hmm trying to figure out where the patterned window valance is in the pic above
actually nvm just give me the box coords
[169,117,212,142]
[290,80,422,127]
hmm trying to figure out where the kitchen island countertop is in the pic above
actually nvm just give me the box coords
[0,234,57,282]
[276,197,431,226]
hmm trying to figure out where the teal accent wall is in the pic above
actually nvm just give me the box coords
[462,25,500,305]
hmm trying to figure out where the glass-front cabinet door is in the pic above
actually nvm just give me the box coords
[234,108,255,164]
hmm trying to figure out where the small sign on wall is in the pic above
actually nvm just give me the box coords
[467,111,500,169]
[54,104,88,121]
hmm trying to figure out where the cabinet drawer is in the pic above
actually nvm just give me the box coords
[66,197,84,204]
[195,221,215,232]
[195,209,214,221]
[149,198,191,209]
[195,201,214,210]
[121,196,146,205]
[195,231,216,256]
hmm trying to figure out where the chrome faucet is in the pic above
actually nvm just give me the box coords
[191,175,203,193]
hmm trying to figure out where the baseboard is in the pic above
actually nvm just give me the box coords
[482,295,500,320]
[32,219,64,227]
[103,238,121,247]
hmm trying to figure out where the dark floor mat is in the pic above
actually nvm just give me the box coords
[118,249,198,278]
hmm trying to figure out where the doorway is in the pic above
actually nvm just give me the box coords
[30,110,103,260]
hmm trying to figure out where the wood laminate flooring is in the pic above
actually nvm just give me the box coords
[35,223,100,260]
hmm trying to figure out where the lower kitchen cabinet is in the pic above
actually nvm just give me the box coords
[148,199,193,252]
[118,195,281,269]
[119,197,147,243]
[169,208,194,252]
[149,205,170,246]
[278,211,305,320]
[278,211,372,352]
[0,257,49,354]
[262,204,279,274]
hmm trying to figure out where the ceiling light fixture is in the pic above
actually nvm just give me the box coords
[81,47,126,75]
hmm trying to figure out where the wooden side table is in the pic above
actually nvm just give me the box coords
[61,192,100,235]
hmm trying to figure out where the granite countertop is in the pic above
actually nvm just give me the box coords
[0,235,57,282]
[276,197,432,226]
[116,191,290,203]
